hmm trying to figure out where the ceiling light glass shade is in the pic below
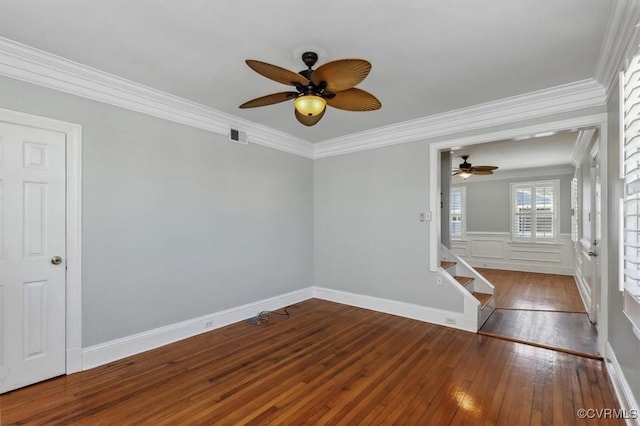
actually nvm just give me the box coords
[459,171,471,180]
[294,95,326,117]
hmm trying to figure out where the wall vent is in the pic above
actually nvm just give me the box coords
[229,128,248,145]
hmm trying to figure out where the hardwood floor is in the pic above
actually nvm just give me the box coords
[480,310,599,358]
[2,299,622,425]
[476,268,586,312]
[477,268,599,358]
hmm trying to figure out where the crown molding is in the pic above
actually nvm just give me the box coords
[570,128,597,166]
[0,38,314,158]
[313,79,606,159]
[0,37,607,161]
[595,0,640,100]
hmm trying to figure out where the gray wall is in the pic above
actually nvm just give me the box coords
[314,141,463,312]
[0,77,314,346]
[606,78,640,404]
[459,173,573,234]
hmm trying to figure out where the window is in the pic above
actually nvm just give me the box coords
[621,52,640,337]
[571,176,578,242]
[510,180,559,242]
[450,187,466,239]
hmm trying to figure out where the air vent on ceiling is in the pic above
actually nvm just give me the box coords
[229,128,248,145]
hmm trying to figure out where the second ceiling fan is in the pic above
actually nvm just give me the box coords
[239,52,381,126]
[452,155,498,179]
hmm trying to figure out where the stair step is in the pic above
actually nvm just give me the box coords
[473,292,493,308]
[454,276,474,286]
[440,261,456,269]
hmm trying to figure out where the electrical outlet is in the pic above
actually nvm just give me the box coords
[204,320,214,329]
[436,276,442,286]
[445,317,456,325]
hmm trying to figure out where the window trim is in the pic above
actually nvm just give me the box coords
[509,179,560,243]
[620,53,640,339]
[450,186,466,240]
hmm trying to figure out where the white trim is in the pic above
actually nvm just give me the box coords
[314,79,605,159]
[0,108,83,374]
[620,72,626,180]
[0,37,608,162]
[82,286,479,370]
[595,0,640,100]
[82,287,314,370]
[312,286,477,333]
[0,38,314,159]
[466,260,574,276]
[571,128,597,167]
[604,341,640,425]
[465,231,511,236]
[574,273,592,313]
[452,232,575,276]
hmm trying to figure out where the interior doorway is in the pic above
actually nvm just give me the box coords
[0,109,83,392]
[428,114,609,354]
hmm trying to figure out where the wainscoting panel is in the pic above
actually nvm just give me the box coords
[470,239,504,259]
[452,232,574,275]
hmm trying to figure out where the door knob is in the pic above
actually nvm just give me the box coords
[588,251,598,257]
[51,256,63,265]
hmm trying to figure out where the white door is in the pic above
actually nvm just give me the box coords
[588,143,601,325]
[0,122,66,393]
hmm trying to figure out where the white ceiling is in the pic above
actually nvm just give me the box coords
[449,130,578,176]
[0,0,612,144]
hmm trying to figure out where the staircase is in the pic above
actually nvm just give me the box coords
[440,255,496,329]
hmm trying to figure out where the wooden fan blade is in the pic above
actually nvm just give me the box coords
[471,170,493,175]
[326,88,381,111]
[245,60,309,86]
[452,170,462,176]
[295,108,325,126]
[311,59,371,92]
[239,92,298,109]
[473,165,498,171]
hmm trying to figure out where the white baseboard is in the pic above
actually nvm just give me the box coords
[81,286,479,371]
[81,287,314,370]
[311,286,476,333]
[604,341,640,426]
[574,273,592,314]
[66,347,83,374]
[466,259,574,276]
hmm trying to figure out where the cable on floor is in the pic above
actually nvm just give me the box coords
[247,304,300,325]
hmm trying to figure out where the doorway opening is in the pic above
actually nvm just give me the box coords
[428,113,609,356]
[0,109,82,393]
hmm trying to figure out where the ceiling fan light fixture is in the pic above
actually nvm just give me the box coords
[459,171,472,180]
[294,95,326,117]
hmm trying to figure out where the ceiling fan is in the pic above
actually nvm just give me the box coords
[239,51,381,126]
[451,155,498,179]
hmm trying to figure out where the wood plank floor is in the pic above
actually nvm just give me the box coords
[480,310,599,358]
[476,268,586,312]
[476,268,598,358]
[1,299,622,425]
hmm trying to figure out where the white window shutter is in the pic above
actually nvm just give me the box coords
[621,53,640,338]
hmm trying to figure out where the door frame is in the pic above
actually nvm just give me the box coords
[589,141,602,325]
[1,108,82,374]
[427,112,609,354]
